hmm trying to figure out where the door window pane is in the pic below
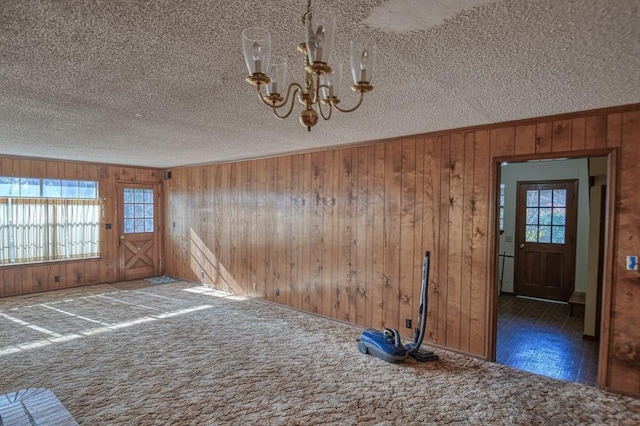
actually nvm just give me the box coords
[134,204,144,218]
[526,208,538,224]
[123,187,154,234]
[539,190,553,207]
[553,189,566,207]
[124,188,133,203]
[539,208,552,225]
[125,218,135,233]
[538,226,551,243]
[526,226,538,242]
[552,226,565,244]
[552,208,566,225]
[124,204,134,219]
[527,190,538,207]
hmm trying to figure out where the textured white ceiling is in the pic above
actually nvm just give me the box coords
[1,0,639,168]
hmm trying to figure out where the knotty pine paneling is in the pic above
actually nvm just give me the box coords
[0,156,161,296]
[161,105,640,396]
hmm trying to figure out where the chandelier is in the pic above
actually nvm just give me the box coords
[242,0,377,131]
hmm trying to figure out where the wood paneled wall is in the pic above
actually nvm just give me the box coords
[164,105,640,396]
[0,156,161,296]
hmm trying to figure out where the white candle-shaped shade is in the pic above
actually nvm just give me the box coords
[266,56,288,96]
[320,62,342,100]
[350,39,377,84]
[305,10,335,64]
[242,27,271,75]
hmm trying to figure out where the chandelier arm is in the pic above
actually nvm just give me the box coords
[272,88,300,120]
[330,91,365,113]
[256,83,304,109]
[318,99,332,121]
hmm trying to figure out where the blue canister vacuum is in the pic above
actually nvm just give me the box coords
[357,251,439,362]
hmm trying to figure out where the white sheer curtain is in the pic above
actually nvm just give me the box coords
[0,198,100,264]
[0,198,10,263]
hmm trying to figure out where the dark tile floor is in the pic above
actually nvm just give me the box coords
[497,293,599,386]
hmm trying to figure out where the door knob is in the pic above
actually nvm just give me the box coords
[519,243,525,249]
[120,235,125,240]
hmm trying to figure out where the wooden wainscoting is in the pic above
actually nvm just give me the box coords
[164,105,640,397]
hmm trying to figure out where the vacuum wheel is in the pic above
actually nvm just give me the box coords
[357,340,368,354]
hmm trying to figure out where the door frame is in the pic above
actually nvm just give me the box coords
[487,148,618,390]
[116,181,163,281]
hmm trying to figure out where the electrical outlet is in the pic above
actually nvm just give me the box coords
[275,288,280,296]
[627,256,638,271]
[54,276,60,283]
[200,271,205,279]
[405,319,412,329]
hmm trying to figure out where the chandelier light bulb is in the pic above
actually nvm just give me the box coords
[315,25,325,61]
[359,50,370,82]
[252,42,263,73]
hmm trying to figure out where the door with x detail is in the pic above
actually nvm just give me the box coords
[118,184,160,280]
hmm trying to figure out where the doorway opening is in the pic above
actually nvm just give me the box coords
[495,155,608,386]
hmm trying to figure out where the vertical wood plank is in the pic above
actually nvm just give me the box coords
[514,124,536,156]
[383,142,402,330]
[255,159,267,298]
[32,265,47,292]
[470,129,491,356]
[290,155,300,309]
[310,152,324,314]
[371,143,386,330]
[571,117,586,150]
[301,153,312,312]
[321,150,335,318]
[364,146,376,327]
[437,135,451,346]
[459,132,475,353]
[585,115,607,149]
[491,127,516,157]
[264,158,275,301]
[412,138,426,338]
[535,122,552,154]
[336,149,353,322]
[330,150,341,319]
[446,133,465,350]
[399,139,416,338]
[31,160,46,178]
[422,137,441,343]
[355,146,369,326]
[607,113,622,148]
[19,159,32,177]
[552,119,572,152]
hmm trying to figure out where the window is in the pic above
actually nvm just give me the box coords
[123,188,154,233]
[524,189,566,244]
[0,177,100,264]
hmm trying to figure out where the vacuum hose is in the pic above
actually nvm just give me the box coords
[408,251,430,354]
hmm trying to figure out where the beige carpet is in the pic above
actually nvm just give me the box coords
[1,280,639,425]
